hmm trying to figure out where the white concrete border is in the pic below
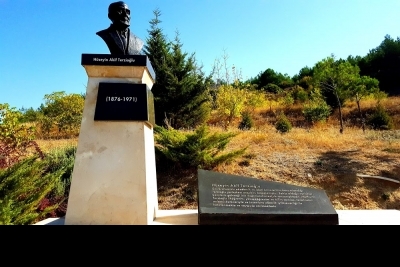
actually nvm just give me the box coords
[35,209,400,225]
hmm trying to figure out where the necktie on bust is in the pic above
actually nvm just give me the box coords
[118,30,128,53]
[120,29,128,39]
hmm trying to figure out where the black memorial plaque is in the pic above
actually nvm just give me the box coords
[81,54,156,81]
[198,169,339,225]
[94,82,155,125]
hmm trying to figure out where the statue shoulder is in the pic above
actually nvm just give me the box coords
[96,27,112,38]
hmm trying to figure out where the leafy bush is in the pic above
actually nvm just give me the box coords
[238,111,254,130]
[44,146,76,198]
[19,107,41,123]
[37,91,84,138]
[245,87,267,108]
[367,104,394,130]
[154,124,246,170]
[215,85,247,127]
[293,86,309,102]
[0,145,76,225]
[280,93,295,107]
[275,112,292,133]
[0,103,42,169]
[215,84,266,128]
[302,99,332,124]
[262,83,283,94]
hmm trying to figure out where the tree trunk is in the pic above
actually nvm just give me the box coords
[356,95,365,133]
[335,91,344,134]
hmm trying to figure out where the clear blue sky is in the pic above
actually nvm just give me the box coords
[1,0,399,110]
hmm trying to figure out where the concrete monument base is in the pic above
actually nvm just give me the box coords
[65,55,158,225]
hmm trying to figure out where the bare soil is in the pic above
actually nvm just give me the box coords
[157,127,400,211]
[37,97,400,212]
[157,97,400,211]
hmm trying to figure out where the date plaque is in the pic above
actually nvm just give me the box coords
[94,82,155,125]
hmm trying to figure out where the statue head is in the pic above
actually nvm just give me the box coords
[108,1,131,30]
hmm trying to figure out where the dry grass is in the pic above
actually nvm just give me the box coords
[157,97,400,210]
[36,138,78,153]
[158,124,400,210]
[213,125,400,209]
[33,97,400,211]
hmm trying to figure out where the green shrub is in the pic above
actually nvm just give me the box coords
[37,91,84,138]
[0,145,76,225]
[367,104,394,130]
[0,103,40,169]
[262,83,282,94]
[293,87,309,103]
[44,146,76,197]
[154,124,246,170]
[275,112,292,133]
[238,111,254,130]
[280,93,294,107]
[302,99,332,124]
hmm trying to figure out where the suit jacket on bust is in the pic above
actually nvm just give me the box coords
[96,25,144,55]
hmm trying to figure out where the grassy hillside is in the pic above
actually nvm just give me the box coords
[36,97,400,212]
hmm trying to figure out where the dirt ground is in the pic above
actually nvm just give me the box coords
[36,98,400,212]
[157,126,400,211]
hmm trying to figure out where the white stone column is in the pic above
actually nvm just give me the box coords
[65,57,158,225]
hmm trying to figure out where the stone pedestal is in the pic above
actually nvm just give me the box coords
[65,54,157,225]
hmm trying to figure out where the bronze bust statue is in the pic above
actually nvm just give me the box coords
[96,1,143,55]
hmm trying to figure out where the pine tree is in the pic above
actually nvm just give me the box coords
[144,9,170,126]
[144,9,211,129]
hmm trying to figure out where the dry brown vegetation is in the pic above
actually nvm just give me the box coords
[157,97,400,210]
[37,97,400,211]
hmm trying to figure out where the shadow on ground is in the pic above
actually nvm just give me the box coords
[311,150,400,209]
[157,167,198,210]
[312,150,368,185]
